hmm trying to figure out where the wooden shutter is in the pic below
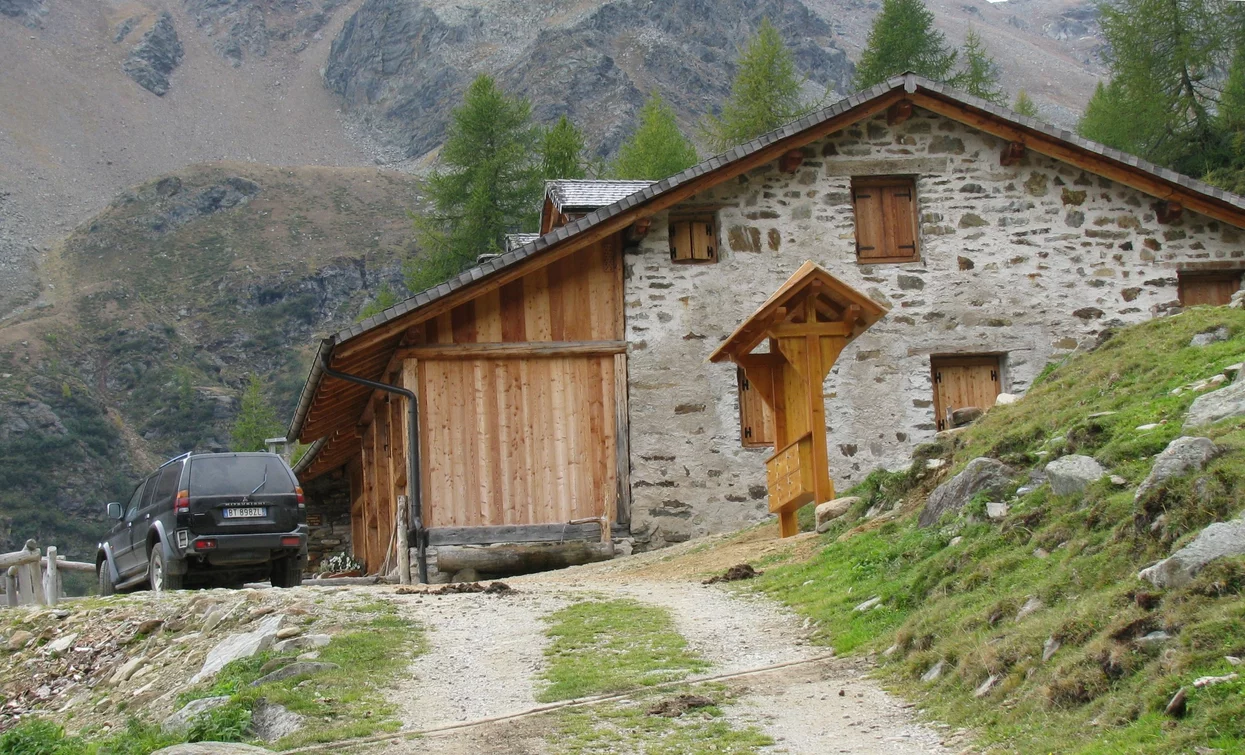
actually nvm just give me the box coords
[738,367,775,447]
[1178,271,1243,306]
[930,356,1001,431]
[670,218,717,263]
[853,177,919,263]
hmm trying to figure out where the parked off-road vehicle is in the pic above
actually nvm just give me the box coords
[96,452,308,594]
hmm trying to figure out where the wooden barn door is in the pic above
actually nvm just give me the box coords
[419,355,618,528]
[1178,271,1243,306]
[931,356,1001,431]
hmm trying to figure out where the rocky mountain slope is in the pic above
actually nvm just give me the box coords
[0,163,422,560]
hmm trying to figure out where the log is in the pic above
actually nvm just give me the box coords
[43,546,59,608]
[435,541,616,577]
[4,568,16,608]
[46,558,96,574]
[397,494,411,585]
[0,545,42,570]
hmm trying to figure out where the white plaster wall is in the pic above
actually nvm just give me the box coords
[624,106,1245,547]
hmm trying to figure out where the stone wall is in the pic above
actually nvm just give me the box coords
[300,472,352,572]
[624,105,1245,547]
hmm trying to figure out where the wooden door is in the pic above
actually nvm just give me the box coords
[419,355,618,529]
[931,356,1001,431]
[738,367,775,447]
[1178,271,1243,306]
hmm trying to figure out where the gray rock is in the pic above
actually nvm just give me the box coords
[250,661,339,687]
[123,12,184,96]
[973,674,1000,697]
[919,458,1018,527]
[1137,631,1173,646]
[1139,516,1245,589]
[1045,455,1107,496]
[1184,380,1245,430]
[920,660,945,682]
[1190,326,1230,347]
[191,614,283,684]
[151,745,273,755]
[162,696,232,734]
[272,634,331,653]
[6,630,33,651]
[814,497,857,532]
[853,597,881,612]
[45,633,78,654]
[250,699,304,743]
[985,502,1009,521]
[1135,437,1218,501]
[1042,637,1061,662]
[1015,596,1043,621]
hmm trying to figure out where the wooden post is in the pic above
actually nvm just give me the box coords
[4,567,16,608]
[397,494,410,585]
[42,546,59,607]
[16,541,44,606]
[614,352,632,526]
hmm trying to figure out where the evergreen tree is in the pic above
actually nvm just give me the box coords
[609,93,699,180]
[541,115,588,180]
[232,374,284,452]
[407,75,542,293]
[954,28,1005,104]
[1204,46,1245,192]
[1013,89,1039,118]
[854,0,957,88]
[701,18,820,151]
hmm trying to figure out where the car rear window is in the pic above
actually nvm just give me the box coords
[188,456,295,497]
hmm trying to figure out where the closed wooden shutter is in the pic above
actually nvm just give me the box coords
[852,177,919,263]
[1178,271,1243,306]
[670,218,717,263]
[738,367,775,447]
[931,356,1001,431]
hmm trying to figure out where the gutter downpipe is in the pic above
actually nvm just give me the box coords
[319,339,427,584]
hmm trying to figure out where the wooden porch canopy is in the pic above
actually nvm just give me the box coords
[710,261,888,538]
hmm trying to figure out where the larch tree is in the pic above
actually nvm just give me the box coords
[854,0,958,88]
[541,115,588,180]
[1013,89,1039,118]
[407,74,543,293]
[1204,46,1245,193]
[701,18,820,151]
[232,374,284,452]
[609,92,699,180]
[954,28,1005,104]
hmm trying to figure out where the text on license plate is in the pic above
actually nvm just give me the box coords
[223,507,266,519]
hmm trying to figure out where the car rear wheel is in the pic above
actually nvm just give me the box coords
[149,547,183,594]
[98,563,115,596]
[270,556,303,588]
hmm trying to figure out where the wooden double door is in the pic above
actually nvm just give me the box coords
[931,355,1002,431]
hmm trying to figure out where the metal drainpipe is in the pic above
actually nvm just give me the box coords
[319,343,428,584]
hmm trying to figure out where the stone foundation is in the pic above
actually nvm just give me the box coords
[300,472,352,571]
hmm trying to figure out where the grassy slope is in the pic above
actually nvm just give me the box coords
[748,307,1245,753]
[0,163,422,559]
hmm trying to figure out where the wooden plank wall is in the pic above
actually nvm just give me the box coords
[420,355,617,528]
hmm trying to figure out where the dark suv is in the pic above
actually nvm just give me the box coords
[96,452,308,594]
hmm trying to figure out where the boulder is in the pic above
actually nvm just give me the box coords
[814,497,858,532]
[1190,326,1230,347]
[995,393,1019,406]
[151,745,273,755]
[985,502,1009,521]
[272,634,331,653]
[919,458,1017,527]
[110,655,147,685]
[45,633,78,654]
[1045,455,1107,496]
[7,630,33,651]
[162,696,232,734]
[250,699,304,743]
[920,660,945,682]
[1139,516,1245,589]
[250,661,339,687]
[1184,381,1245,430]
[1135,437,1218,501]
[190,614,283,684]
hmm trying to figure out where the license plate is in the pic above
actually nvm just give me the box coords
[223,507,266,519]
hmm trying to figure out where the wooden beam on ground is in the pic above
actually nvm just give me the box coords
[434,541,616,575]
[427,522,629,546]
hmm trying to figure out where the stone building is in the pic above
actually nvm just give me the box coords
[289,74,1245,572]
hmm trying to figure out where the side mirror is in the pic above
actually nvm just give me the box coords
[106,502,123,520]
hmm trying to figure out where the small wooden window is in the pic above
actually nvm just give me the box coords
[1178,270,1243,307]
[851,176,919,263]
[738,367,775,447]
[669,217,717,263]
[931,355,1002,432]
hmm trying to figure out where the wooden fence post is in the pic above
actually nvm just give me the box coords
[43,546,59,608]
[4,567,16,608]
[397,495,410,585]
[19,541,45,606]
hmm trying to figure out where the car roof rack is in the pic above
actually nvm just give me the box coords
[159,451,194,468]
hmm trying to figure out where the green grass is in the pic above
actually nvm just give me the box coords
[740,308,1245,754]
[538,599,710,702]
[551,684,773,755]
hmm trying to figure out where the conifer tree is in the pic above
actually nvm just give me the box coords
[541,115,588,180]
[954,28,1005,104]
[1205,46,1245,193]
[854,0,957,88]
[702,18,819,151]
[609,93,699,180]
[232,374,283,452]
[407,75,542,292]
[1013,89,1039,118]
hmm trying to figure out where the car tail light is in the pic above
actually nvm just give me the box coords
[295,487,305,508]
[194,539,217,550]
[175,490,190,514]
[281,536,301,547]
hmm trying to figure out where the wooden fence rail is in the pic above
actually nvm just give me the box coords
[0,541,95,607]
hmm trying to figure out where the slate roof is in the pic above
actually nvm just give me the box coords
[504,233,541,251]
[287,72,1245,448]
[547,179,656,212]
